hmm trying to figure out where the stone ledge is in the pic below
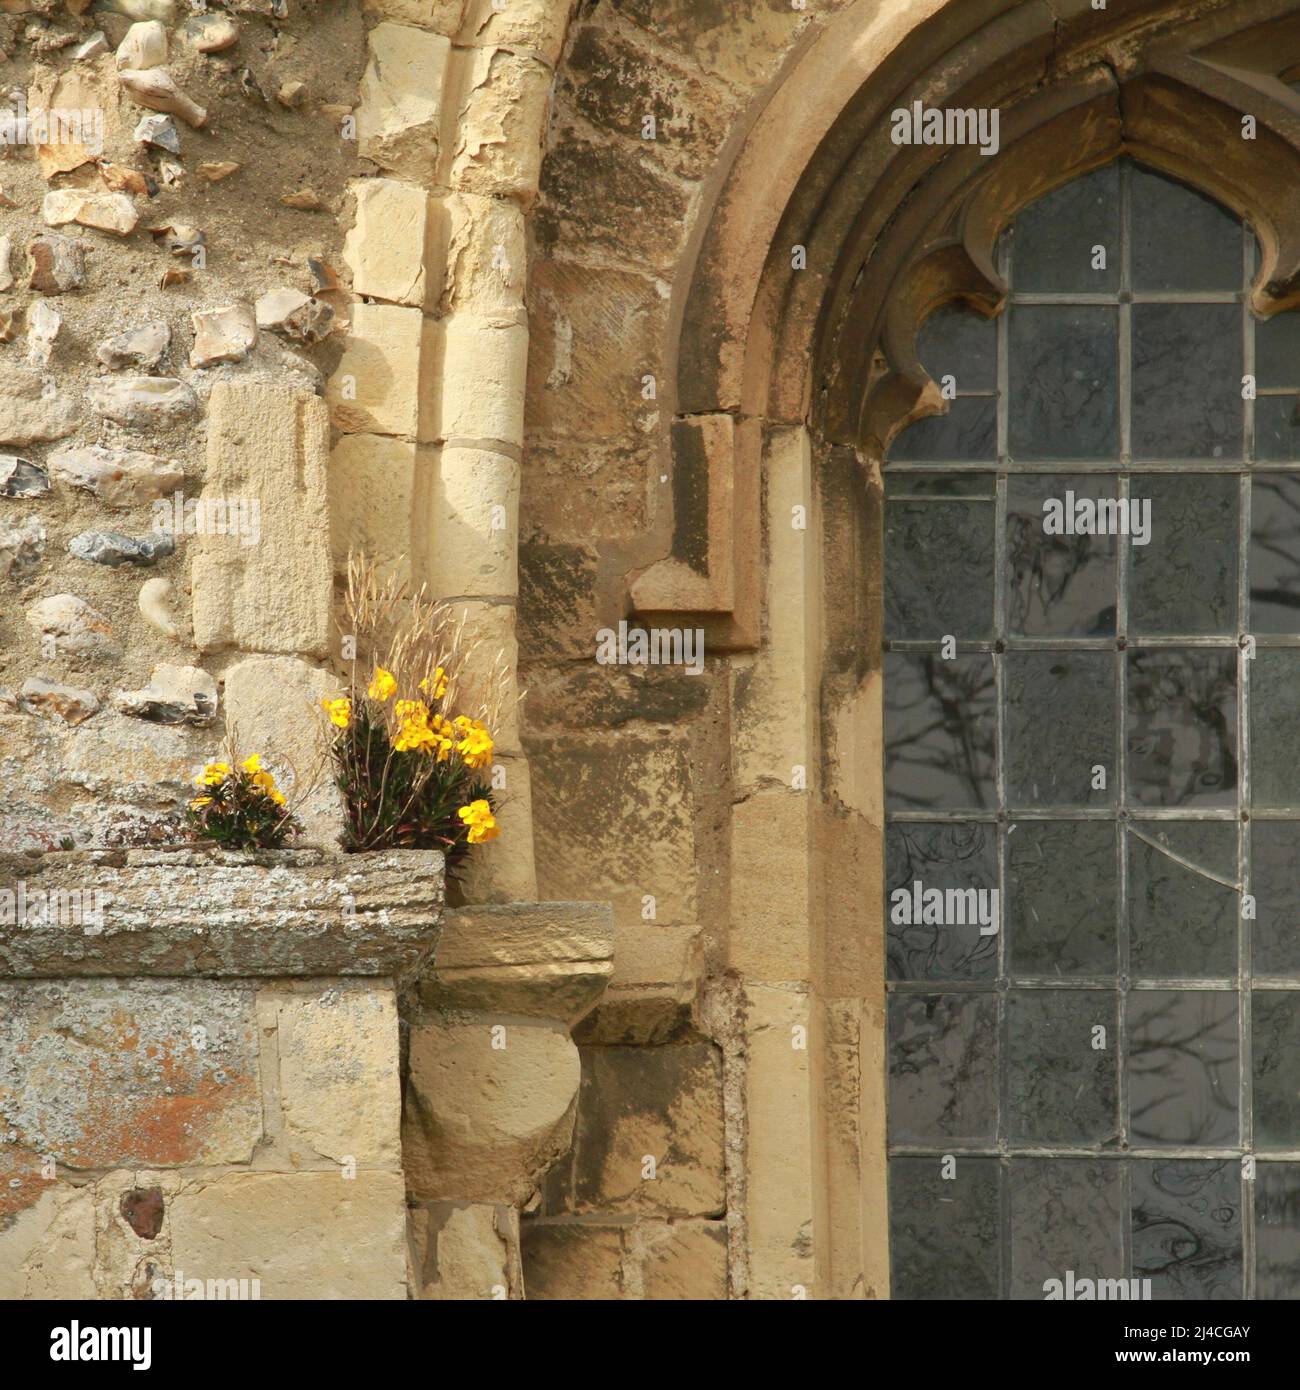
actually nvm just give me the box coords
[0,848,444,979]
[418,900,613,1024]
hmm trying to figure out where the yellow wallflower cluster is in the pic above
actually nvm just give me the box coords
[368,667,397,702]
[452,716,493,769]
[322,697,351,729]
[458,799,500,844]
[189,756,285,811]
[420,667,449,700]
[393,701,456,758]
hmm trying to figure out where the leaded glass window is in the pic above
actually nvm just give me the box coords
[884,157,1300,1300]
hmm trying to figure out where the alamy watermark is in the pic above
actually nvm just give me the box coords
[1042,491,1151,545]
[1043,1269,1152,1300]
[1,92,104,155]
[151,1270,263,1300]
[889,880,999,934]
[595,621,705,676]
[0,881,107,933]
[152,490,261,547]
[890,100,1000,157]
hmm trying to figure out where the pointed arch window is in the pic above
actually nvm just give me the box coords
[883,157,1300,1301]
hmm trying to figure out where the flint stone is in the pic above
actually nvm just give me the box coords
[88,375,197,427]
[28,235,87,293]
[69,529,175,567]
[0,515,46,579]
[42,188,139,237]
[190,303,256,367]
[48,444,182,507]
[18,677,100,725]
[0,456,50,498]
[113,662,217,725]
[255,287,333,343]
[133,112,180,153]
[97,319,170,370]
[25,594,113,653]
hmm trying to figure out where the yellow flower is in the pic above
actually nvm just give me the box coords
[368,667,397,702]
[253,770,277,794]
[190,795,213,809]
[196,761,231,787]
[457,799,500,844]
[241,754,263,774]
[420,667,449,700]
[394,699,429,724]
[452,716,494,770]
[322,697,352,729]
[270,789,286,807]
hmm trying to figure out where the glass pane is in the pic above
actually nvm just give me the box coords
[1130,164,1243,291]
[1006,820,1116,977]
[889,1156,1000,1300]
[1128,822,1238,978]
[1125,649,1238,809]
[884,653,996,809]
[1250,650,1300,806]
[1256,1164,1300,1298]
[1255,311,1300,390]
[1128,474,1238,635]
[1008,1160,1123,1299]
[1008,305,1119,460]
[1253,394,1300,462]
[1127,991,1238,1147]
[886,822,998,981]
[916,305,996,392]
[1131,303,1242,460]
[888,396,997,463]
[885,500,994,640]
[1131,1161,1242,1299]
[1011,163,1121,293]
[1249,474,1300,632]
[888,993,998,1143]
[884,471,995,498]
[1251,822,1300,977]
[1004,652,1116,808]
[1006,989,1119,1144]
[1006,474,1117,636]
[1252,992,1300,1148]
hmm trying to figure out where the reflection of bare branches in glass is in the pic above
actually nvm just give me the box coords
[886,823,998,980]
[1129,994,1238,1146]
[1007,505,1115,636]
[1127,651,1237,806]
[884,655,997,808]
[1251,477,1300,623]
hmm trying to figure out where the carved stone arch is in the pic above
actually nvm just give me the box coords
[634,0,1300,646]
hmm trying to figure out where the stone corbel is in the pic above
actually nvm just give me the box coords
[401,900,614,1299]
[629,414,761,652]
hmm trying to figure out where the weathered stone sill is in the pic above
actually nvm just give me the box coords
[0,847,444,978]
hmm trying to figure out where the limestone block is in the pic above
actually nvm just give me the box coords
[437,191,526,315]
[343,178,434,307]
[0,848,444,979]
[408,1201,520,1299]
[0,1184,98,1299]
[403,1020,580,1203]
[425,598,522,753]
[423,446,518,598]
[328,433,423,585]
[272,983,401,1167]
[222,655,346,848]
[168,1171,407,1298]
[529,731,697,928]
[0,365,79,445]
[357,22,450,185]
[190,380,332,658]
[429,312,528,446]
[729,789,812,981]
[639,1219,728,1299]
[0,979,262,1170]
[547,1044,725,1217]
[450,46,551,202]
[454,750,537,903]
[526,259,666,438]
[745,983,816,1299]
[363,0,465,39]
[458,0,570,66]
[418,900,614,1023]
[519,1222,624,1299]
[575,922,704,1045]
[327,302,434,440]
